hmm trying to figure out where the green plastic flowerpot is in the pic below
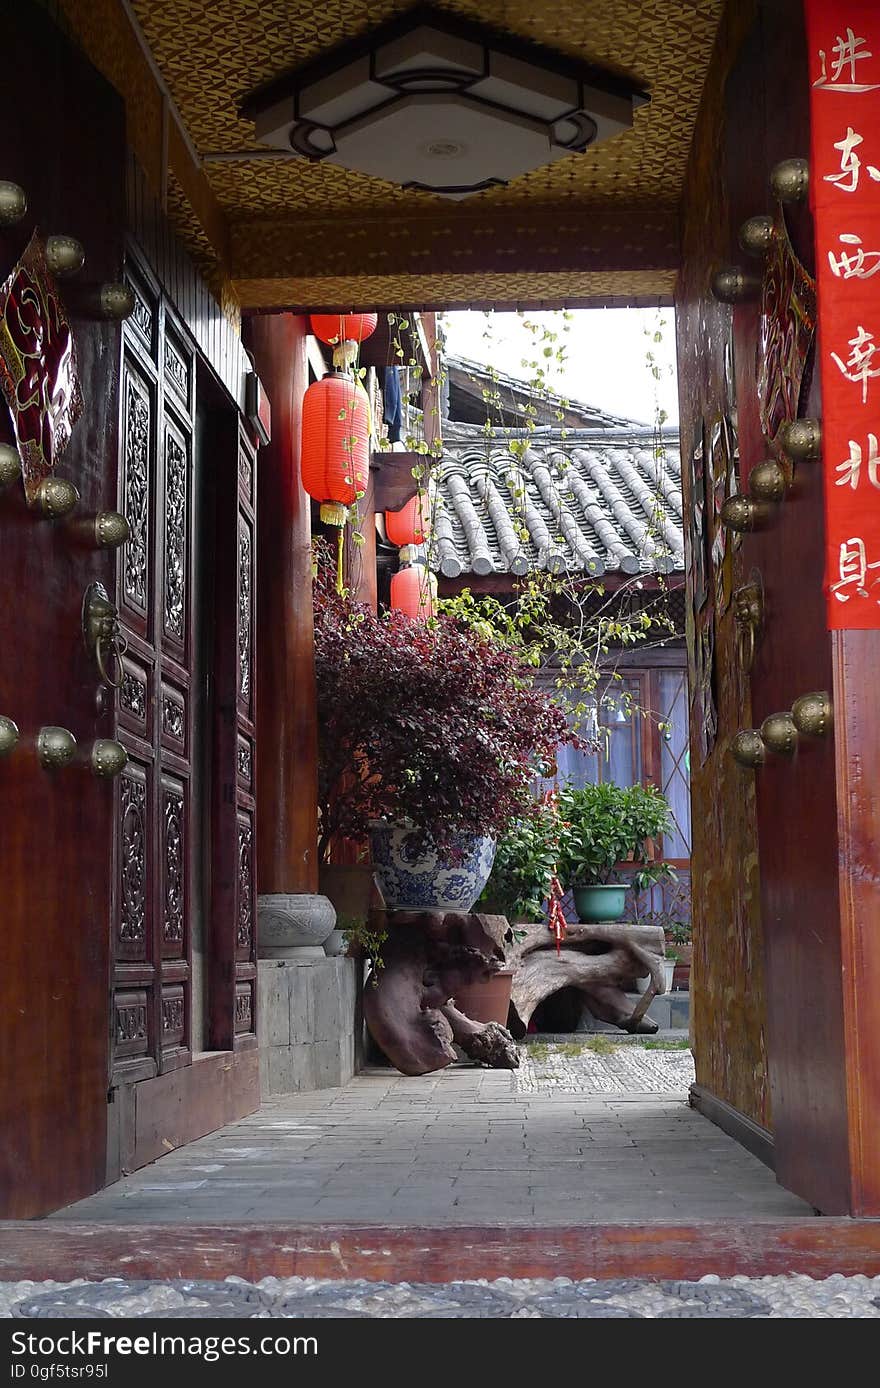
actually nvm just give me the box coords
[572,883,627,923]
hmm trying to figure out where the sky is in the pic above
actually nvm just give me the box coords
[440,307,679,428]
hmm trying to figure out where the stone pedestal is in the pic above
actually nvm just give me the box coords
[257,892,336,959]
[257,956,359,1095]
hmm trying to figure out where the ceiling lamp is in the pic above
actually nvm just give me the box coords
[242,6,648,199]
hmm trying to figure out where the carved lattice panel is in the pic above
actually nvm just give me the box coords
[113,253,195,1080]
[117,760,150,964]
[234,983,254,1035]
[120,360,152,634]
[232,436,258,1039]
[118,655,151,741]
[161,986,186,1049]
[237,515,252,715]
[160,775,186,957]
[114,991,150,1062]
[236,811,254,961]
[162,418,189,652]
[160,683,187,757]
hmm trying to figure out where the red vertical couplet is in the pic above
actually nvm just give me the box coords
[806,0,880,628]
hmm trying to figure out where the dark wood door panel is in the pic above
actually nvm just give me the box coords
[0,0,126,1217]
[119,354,156,641]
[724,0,849,1212]
[234,436,258,1046]
[113,258,196,1080]
[160,411,191,661]
[159,772,187,961]
[207,416,258,1053]
[116,757,153,965]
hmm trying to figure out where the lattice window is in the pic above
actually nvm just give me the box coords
[658,668,691,858]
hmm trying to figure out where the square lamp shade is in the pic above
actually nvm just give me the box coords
[242,6,648,198]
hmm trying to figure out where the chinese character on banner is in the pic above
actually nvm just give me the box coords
[806,0,880,629]
[835,434,880,489]
[0,231,82,503]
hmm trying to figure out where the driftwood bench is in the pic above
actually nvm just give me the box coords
[505,919,667,1038]
[362,909,667,1076]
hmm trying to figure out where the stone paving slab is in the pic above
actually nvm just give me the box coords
[50,1045,812,1225]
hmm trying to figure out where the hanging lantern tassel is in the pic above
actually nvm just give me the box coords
[332,339,360,372]
[548,873,566,955]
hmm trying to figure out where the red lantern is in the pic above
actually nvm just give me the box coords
[391,563,436,620]
[385,484,434,548]
[301,372,371,528]
[310,313,378,346]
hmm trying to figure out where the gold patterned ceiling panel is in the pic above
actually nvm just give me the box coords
[237,268,677,311]
[130,0,723,216]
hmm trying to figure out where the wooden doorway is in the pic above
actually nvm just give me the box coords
[109,249,258,1172]
[0,0,125,1219]
[112,253,200,1082]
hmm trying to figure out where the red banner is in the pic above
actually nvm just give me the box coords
[806,0,880,627]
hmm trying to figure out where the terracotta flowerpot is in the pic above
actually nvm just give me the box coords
[453,968,514,1026]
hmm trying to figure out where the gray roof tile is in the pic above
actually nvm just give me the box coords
[431,423,684,579]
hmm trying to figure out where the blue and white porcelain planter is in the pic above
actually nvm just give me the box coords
[369,823,496,912]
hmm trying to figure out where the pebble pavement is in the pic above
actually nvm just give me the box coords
[2,1273,880,1318]
[514,1039,696,1094]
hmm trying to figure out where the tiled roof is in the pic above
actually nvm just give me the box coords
[445,355,645,431]
[431,421,684,579]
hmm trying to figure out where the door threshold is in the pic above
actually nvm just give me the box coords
[3,1219,880,1284]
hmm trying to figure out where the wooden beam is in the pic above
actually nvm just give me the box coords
[230,206,680,307]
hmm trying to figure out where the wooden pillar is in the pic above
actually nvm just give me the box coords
[247,313,318,896]
[419,311,442,457]
[834,632,880,1214]
[349,476,378,611]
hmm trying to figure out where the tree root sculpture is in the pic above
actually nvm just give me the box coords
[505,921,667,1038]
[440,1003,520,1068]
[362,909,520,1076]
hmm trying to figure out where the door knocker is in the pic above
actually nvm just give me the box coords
[82,581,127,689]
[733,571,764,674]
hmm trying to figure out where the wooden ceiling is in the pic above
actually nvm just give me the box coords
[67,0,727,309]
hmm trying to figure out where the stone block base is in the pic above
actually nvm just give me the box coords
[258,957,359,1096]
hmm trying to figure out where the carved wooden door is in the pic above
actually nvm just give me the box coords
[112,256,197,1080]
[0,0,126,1217]
[723,1,852,1212]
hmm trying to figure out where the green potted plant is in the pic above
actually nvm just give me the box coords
[478,799,563,924]
[557,782,674,923]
